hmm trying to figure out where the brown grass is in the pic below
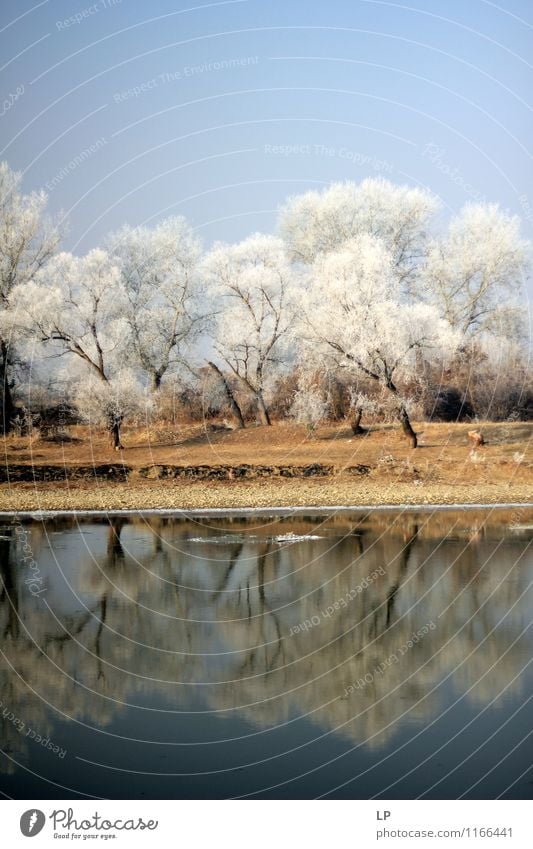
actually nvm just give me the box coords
[1,420,531,511]
[3,419,531,471]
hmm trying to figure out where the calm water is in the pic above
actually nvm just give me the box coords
[0,509,532,800]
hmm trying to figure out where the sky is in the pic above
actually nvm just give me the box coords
[1,0,532,258]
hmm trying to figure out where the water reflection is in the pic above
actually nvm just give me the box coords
[0,510,532,798]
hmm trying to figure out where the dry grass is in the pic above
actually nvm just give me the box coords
[1,420,531,510]
[3,419,532,472]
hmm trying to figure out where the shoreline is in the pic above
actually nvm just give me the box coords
[1,501,532,520]
[0,478,531,515]
[1,421,530,514]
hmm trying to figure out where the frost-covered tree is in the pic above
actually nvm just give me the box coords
[421,204,530,336]
[11,250,126,382]
[0,162,61,431]
[278,178,438,290]
[203,234,296,425]
[279,180,530,340]
[290,381,329,435]
[298,235,458,446]
[73,370,152,449]
[108,216,204,390]
[9,249,131,447]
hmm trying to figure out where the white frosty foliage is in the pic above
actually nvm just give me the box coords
[9,249,128,378]
[0,161,60,300]
[203,233,297,400]
[278,178,438,282]
[422,203,529,335]
[299,235,459,391]
[348,389,379,416]
[290,385,329,432]
[1,160,530,439]
[108,216,203,388]
[74,370,153,427]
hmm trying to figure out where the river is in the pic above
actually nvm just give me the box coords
[0,508,531,799]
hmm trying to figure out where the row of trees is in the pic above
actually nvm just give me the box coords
[0,161,530,448]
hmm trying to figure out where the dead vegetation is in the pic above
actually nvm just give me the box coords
[0,420,530,511]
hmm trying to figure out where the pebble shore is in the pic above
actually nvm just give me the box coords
[0,479,531,512]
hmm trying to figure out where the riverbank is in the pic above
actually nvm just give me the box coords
[0,479,531,512]
[1,421,531,511]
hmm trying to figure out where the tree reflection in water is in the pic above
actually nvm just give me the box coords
[0,510,531,794]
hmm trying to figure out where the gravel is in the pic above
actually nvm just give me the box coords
[0,478,530,512]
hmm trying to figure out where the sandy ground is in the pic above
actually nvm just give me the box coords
[1,420,531,511]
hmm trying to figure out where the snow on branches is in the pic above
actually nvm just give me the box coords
[108,216,204,390]
[1,163,530,445]
[203,234,298,425]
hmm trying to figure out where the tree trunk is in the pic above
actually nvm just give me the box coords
[108,415,124,450]
[207,361,245,428]
[383,374,418,448]
[0,340,15,435]
[350,407,366,435]
[399,404,417,448]
[256,392,271,426]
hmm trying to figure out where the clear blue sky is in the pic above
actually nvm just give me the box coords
[1,0,532,256]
